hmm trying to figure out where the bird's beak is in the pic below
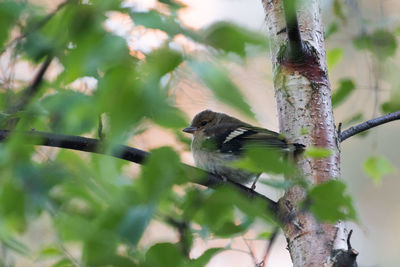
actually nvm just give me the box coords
[182,126,196,134]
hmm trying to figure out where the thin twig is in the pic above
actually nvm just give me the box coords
[0,129,279,213]
[17,56,53,109]
[7,56,53,128]
[242,237,258,265]
[259,228,279,267]
[340,110,400,142]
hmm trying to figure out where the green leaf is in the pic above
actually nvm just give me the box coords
[189,248,223,267]
[158,0,187,10]
[130,10,198,40]
[325,22,339,40]
[0,1,26,48]
[327,48,343,70]
[41,91,98,135]
[191,61,254,119]
[331,78,356,108]
[203,22,268,57]
[363,156,395,184]
[233,147,295,174]
[257,231,273,239]
[138,147,185,202]
[145,46,183,77]
[52,258,74,267]
[37,245,63,259]
[117,205,153,245]
[145,243,185,267]
[308,180,357,223]
[353,29,398,60]
[333,0,346,22]
[304,147,333,158]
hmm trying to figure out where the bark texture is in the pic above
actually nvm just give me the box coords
[261,0,353,266]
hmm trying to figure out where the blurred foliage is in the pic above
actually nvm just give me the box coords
[307,180,357,223]
[327,48,343,70]
[353,29,398,61]
[0,0,279,265]
[331,78,356,108]
[363,156,395,184]
[304,147,333,158]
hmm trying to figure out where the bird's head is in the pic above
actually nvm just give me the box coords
[182,110,219,135]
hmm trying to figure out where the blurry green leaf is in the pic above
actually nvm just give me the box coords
[333,0,346,23]
[331,78,356,108]
[52,258,74,267]
[327,48,343,69]
[131,10,198,40]
[189,248,223,267]
[145,46,183,77]
[37,245,63,259]
[59,33,129,83]
[0,181,26,232]
[117,205,153,245]
[203,22,268,57]
[191,61,254,119]
[158,0,187,10]
[41,91,98,135]
[304,147,333,158]
[182,187,272,237]
[145,243,185,267]
[354,29,397,60]
[147,105,188,129]
[363,156,395,184]
[325,22,339,39]
[233,147,294,174]
[257,231,273,239]
[138,147,185,202]
[381,99,400,113]
[308,180,356,223]
[0,1,26,48]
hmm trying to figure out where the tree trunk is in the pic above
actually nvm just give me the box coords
[261,0,356,266]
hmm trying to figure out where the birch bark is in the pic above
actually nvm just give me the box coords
[261,0,355,266]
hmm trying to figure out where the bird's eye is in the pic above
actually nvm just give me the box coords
[200,121,208,126]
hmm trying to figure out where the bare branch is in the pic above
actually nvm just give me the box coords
[7,56,53,129]
[0,129,278,213]
[258,228,279,267]
[340,110,400,142]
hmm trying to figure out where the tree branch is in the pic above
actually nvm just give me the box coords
[0,129,278,213]
[340,110,400,142]
[282,0,304,59]
[7,56,53,129]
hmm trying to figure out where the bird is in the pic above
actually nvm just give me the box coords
[182,109,304,189]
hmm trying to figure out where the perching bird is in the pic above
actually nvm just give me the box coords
[183,110,304,188]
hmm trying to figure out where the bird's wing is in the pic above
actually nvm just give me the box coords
[204,124,290,155]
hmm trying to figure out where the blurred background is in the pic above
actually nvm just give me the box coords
[1,0,400,266]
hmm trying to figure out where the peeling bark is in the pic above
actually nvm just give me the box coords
[261,0,356,266]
